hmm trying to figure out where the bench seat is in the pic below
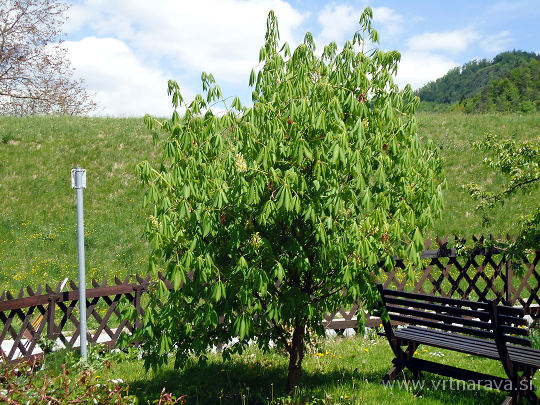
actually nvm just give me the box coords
[395,325,540,369]
[394,325,500,359]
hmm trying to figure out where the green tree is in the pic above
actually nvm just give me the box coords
[465,134,539,260]
[134,7,444,391]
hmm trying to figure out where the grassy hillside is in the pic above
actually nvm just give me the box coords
[0,113,538,291]
[0,117,156,292]
[417,112,539,237]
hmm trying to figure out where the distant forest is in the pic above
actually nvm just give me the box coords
[415,50,540,113]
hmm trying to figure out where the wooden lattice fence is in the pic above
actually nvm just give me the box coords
[322,236,538,329]
[0,275,150,363]
[0,236,537,363]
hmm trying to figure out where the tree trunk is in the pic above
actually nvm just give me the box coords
[286,318,306,393]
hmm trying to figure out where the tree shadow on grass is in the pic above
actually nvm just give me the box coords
[127,358,508,405]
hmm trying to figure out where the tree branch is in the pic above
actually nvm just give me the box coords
[254,293,291,352]
[312,287,344,303]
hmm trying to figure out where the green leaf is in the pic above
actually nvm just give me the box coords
[331,143,340,164]
[212,282,222,302]
[209,309,218,327]
[413,227,424,251]
[232,96,242,110]
[172,267,183,290]
[274,262,285,282]
[238,256,248,269]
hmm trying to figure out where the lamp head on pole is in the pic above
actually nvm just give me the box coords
[71,167,87,190]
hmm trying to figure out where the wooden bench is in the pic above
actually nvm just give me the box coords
[377,284,540,404]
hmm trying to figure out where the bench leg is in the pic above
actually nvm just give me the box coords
[502,368,538,405]
[502,387,539,404]
[501,396,514,405]
[520,369,539,405]
[524,389,539,405]
[401,342,419,375]
[383,365,402,382]
[383,342,420,383]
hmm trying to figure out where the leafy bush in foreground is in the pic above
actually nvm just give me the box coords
[0,357,136,404]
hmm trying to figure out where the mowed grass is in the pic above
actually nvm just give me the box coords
[0,112,538,292]
[44,334,521,404]
[417,112,539,238]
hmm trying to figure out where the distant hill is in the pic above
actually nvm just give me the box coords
[460,58,539,113]
[416,50,539,112]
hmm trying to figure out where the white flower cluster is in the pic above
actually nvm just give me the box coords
[362,118,369,129]
[250,231,262,247]
[235,153,247,172]
[149,215,159,229]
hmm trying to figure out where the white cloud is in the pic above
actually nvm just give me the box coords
[317,4,359,46]
[315,5,450,90]
[480,30,512,53]
[407,28,479,54]
[372,6,403,36]
[316,4,403,47]
[395,51,458,90]
[66,0,306,86]
[64,37,179,117]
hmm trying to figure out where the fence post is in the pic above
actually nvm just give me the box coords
[47,294,57,340]
[134,286,143,329]
[505,259,513,306]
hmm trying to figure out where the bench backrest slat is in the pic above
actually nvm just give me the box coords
[381,288,489,310]
[497,305,526,317]
[492,304,532,348]
[505,335,532,346]
[384,296,491,320]
[500,324,529,337]
[385,304,491,330]
[379,285,493,339]
[499,314,528,327]
[388,314,493,338]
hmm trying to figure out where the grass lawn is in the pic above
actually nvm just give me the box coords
[0,112,538,292]
[41,334,529,405]
[416,112,539,238]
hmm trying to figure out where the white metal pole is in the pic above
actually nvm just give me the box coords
[71,167,87,361]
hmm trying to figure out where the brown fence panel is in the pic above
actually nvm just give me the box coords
[0,275,150,362]
[323,235,538,333]
[0,235,537,362]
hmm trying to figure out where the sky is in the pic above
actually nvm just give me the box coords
[62,0,540,117]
